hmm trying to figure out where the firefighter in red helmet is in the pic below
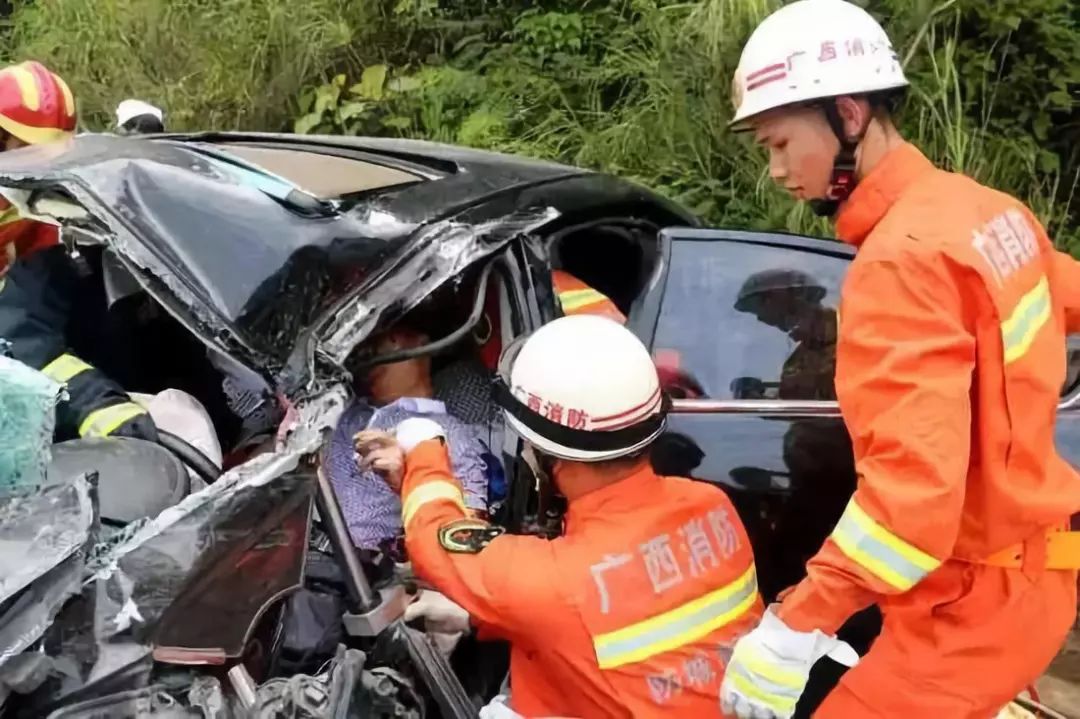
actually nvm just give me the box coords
[0,61,77,275]
[0,61,159,443]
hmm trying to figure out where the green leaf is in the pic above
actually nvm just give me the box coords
[337,101,369,122]
[313,84,341,115]
[387,75,424,93]
[1047,91,1073,109]
[453,34,487,55]
[294,113,323,135]
[297,88,316,114]
[354,64,388,100]
[382,116,413,130]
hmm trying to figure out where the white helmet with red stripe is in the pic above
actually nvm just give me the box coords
[495,315,668,462]
[730,0,908,130]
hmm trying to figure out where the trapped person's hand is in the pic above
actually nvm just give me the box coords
[354,429,405,491]
[404,590,471,634]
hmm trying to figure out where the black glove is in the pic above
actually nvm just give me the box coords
[106,407,160,443]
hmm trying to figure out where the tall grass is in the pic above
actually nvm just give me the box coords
[5,0,377,131]
[7,0,1076,246]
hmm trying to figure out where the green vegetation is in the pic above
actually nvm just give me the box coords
[6,0,1079,246]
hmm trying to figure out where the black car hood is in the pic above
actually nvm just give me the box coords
[0,135,556,389]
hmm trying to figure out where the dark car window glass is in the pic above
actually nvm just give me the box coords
[1063,336,1080,400]
[652,240,847,401]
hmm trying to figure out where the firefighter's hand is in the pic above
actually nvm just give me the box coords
[354,429,405,492]
[106,407,160,443]
[404,590,471,634]
[720,607,850,719]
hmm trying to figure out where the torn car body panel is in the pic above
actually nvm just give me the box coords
[13,388,347,716]
[0,135,567,392]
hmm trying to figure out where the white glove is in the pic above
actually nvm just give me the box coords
[720,607,854,719]
[479,695,525,719]
[395,417,446,453]
[404,590,470,634]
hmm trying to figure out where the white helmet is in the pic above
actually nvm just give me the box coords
[730,0,908,130]
[115,99,164,131]
[494,315,667,462]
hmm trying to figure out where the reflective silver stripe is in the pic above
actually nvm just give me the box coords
[1001,276,1050,364]
[593,566,757,669]
[831,501,940,591]
[724,659,801,713]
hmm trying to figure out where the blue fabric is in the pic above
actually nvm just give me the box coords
[325,397,491,549]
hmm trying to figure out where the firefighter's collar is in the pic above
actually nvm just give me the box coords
[563,464,661,535]
[835,142,936,248]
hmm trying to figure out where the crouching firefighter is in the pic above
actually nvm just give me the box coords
[356,315,764,717]
[0,62,157,442]
[719,1,1080,717]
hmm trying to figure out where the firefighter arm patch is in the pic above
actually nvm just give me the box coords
[438,518,505,554]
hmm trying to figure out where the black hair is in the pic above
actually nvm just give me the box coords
[867,87,908,118]
[121,114,165,135]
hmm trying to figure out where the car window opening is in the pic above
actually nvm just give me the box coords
[327,260,510,569]
[550,222,659,317]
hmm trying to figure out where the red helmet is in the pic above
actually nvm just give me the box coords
[0,61,76,145]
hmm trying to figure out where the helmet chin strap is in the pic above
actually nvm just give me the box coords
[809,100,864,218]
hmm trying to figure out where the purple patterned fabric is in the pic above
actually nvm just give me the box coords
[324,397,489,549]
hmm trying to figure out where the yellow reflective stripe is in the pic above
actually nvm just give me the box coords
[593,565,758,669]
[731,643,805,689]
[831,499,941,591]
[0,204,20,226]
[42,353,93,383]
[1001,276,1051,364]
[559,288,608,312]
[54,72,75,116]
[725,668,798,714]
[7,65,40,110]
[79,402,147,438]
[401,480,466,528]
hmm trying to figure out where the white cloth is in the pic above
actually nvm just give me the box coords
[720,606,851,719]
[394,417,446,453]
[129,389,222,490]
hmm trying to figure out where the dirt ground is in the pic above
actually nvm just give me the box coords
[1036,625,1080,718]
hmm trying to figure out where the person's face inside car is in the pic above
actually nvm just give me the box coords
[365,326,434,405]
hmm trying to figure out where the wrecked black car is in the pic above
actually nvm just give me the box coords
[0,134,1071,718]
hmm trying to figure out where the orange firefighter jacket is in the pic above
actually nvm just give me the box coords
[552,270,627,324]
[778,142,1080,634]
[401,439,763,717]
[0,198,58,277]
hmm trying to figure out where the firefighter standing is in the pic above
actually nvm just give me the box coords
[719,2,1080,717]
[357,315,763,717]
[0,61,157,441]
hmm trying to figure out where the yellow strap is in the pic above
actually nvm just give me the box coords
[79,402,147,438]
[981,531,1080,570]
[42,353,93,383]
[401,480,466,528]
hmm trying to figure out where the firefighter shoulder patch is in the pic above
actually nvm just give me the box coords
[438,518,505,554]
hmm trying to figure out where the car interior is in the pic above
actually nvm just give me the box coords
[547,220,662,317]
